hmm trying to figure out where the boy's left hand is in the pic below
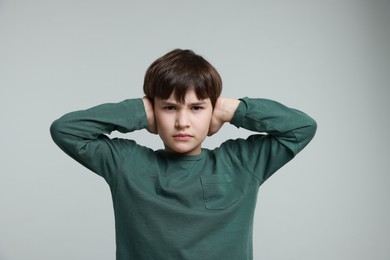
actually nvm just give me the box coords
[208,98,240,136]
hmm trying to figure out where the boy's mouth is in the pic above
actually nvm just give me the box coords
[173,133,193,141]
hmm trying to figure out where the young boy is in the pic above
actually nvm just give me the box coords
[50,49,317,260]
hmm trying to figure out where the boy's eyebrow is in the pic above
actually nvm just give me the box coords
[188,101,208,106]
[160,100,208,106]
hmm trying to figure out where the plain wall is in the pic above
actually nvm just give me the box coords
[1,0,389,259]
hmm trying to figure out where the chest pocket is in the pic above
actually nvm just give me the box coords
[200,173,238,210]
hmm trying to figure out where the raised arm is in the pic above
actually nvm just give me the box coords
[216,97,317,182]
[50,98,149,181]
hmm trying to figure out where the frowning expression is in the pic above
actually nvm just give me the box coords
[154,89,213,155]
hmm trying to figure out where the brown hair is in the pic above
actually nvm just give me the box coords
[143,49,222,107]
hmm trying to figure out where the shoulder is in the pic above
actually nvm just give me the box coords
[215,134,268,152]
[110,137,156,158]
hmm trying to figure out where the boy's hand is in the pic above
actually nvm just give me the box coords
[208,98,240,136]
[142,97,158,134]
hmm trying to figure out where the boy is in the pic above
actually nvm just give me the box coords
[50,49,317,260]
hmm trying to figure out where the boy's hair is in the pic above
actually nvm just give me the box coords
[143,49,222,107]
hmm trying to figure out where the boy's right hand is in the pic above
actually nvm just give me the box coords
[142,97,158,134]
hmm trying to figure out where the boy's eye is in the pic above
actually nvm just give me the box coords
[163,106,176,110]
[192,106,203,111]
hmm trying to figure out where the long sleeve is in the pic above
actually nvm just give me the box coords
[225,97,317,183]
[50,98,148,182]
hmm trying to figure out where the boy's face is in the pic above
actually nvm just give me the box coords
[154,89,213,155]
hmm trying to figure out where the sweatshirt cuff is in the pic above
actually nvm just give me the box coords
[118,98,148,132]
[133,98,149,130]
[230,97,249,128]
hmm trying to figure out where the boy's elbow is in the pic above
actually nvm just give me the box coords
[299,118,317,151]
[306,117,317,137]
[50,118,64,145]
[307,117,317,139]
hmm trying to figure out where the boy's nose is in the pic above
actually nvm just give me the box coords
[175,112,190,128]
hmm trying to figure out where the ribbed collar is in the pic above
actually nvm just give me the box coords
[156,149,206,161]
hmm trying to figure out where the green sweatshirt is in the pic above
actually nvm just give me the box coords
[50,97,316,260]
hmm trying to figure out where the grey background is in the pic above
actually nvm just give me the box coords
[1,0,389,259]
